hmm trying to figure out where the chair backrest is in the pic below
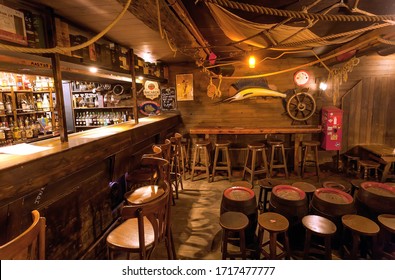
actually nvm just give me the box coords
[140,156,170,185]
[121,180,171,259]
[156,139,172,162]
[0,210,46,260]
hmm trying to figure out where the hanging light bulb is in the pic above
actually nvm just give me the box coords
[248,55,256,68]
[319,81,328,91]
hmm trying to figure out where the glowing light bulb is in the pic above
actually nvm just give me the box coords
[319,82,327,91]
[248,55,256,68]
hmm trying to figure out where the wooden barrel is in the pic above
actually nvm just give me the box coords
[220,186,257,243]
[357,182,395,215]
[311,188,355,218]
[269,185,308,226]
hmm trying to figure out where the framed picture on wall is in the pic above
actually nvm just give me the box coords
[176,73,193,101]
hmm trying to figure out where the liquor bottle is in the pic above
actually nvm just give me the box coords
[0,122,6,146]
[42,93,50,111]
[0,99,4,115]
[36,94,43,111]
[5,97,12,114]
[25,118,33,139]
[19,119,27,141]
[12,121,21,141]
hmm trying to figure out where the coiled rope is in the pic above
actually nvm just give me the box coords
[0,0,132,54]
[203,0,395,22]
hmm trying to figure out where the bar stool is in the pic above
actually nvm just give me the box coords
[341,214,380,259]
[292,182,316,206]
[358,160,380,181]
[302,215,337,259]
[212,140,232,182]
[344,154,360,177]
[257,212,291,259]
[242,142,269,186]
[267,140,288,179]
[174,133,189,180]
[191,140,211,182]
[170,135,183,197]
[301,141,320,180]
[377,214,395,259]
[219,211,249,260]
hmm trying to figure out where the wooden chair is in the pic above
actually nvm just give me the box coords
[107,180,176,260]
[170,135,184,198]
[125,145,163,191]
[0,210,46,260]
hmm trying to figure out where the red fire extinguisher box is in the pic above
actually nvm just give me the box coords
[321,106,343,150]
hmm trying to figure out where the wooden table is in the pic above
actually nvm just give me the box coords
[190,126,322,175]
[359,144,395,182]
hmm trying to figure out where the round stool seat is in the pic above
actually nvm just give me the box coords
[220,211,249,231]
[302,215,337,236]
[215,140,231,147]
[196,140,211,147]
[378,214,395,234]
[345,155,360,160]
[267,140,284,146]
[322,181,350,193]
[258,212,289,232]
[342,214,380,235]
[292,182,317,194]
[359,160,380,168]
[124,185,164,204]
[231,180,253,189]
[247,142,265,149]
[302,141,321,147]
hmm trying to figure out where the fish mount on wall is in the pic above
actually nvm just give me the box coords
[215,77,317,124]
[217,78,286,103]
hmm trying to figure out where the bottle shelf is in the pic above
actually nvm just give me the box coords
[73,106,133,110]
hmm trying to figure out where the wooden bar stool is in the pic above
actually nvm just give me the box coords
[191,140,211,182]
[170,135,184,197]
[292,182,316,206]
[219,211,249,260]
[302,215,337,259]
[257,212,291,259]
[242,142,269,186]
[344,154,360,177]
[212,140,232,182]
[341,214,380,259]
[268,140,288,179]
[358,160,380,181]
[377,214,395,259]
[301,141,320,180]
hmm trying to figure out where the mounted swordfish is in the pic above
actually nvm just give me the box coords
[218,77,287,102]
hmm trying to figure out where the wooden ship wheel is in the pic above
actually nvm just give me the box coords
[286,90,317,122]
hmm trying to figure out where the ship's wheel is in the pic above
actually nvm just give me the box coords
[286,90,316,122]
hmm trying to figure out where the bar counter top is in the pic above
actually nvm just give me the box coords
[0,113,179,171]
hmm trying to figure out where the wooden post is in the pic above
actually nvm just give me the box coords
[129,49,139,124]
[51,53,68,142]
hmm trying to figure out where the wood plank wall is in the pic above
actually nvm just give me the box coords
[167,54,395,158]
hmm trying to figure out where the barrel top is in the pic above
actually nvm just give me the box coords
[273,185,306,200]
[224,186,255,201]
[361,182,395,198]
[322,181,349,193]
[314,187,353,204]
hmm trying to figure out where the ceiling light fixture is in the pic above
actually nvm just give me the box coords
[248,55,256,68]
[319,81,328,91]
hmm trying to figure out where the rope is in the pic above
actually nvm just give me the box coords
[203,0,395,22]
[377,36,395,45]
[0,0,133,54]
[275,23,391,49]
[208,36,376,80]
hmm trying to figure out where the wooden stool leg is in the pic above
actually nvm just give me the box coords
[242,150,250,181]
[269,146,275,177]
[324,236,332,260]
[250,150,257,184]
[225,147,232,180]
[262,148,269,177]
[284,231,291,259]
[191,147,198,181]
[351,232,360,259]
[221,229,228,260]
[281,145,289,178]
[212,147,219,182]
[204,147,210,182]
[239,229,246,260]
[303,230,312,259]
[269,232,277,259]
[314,146,320,178]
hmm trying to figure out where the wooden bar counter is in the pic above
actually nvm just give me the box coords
[190,125,322,175]
[0,113,181,259]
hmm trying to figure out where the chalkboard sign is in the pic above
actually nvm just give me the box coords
[160,87,176,111]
